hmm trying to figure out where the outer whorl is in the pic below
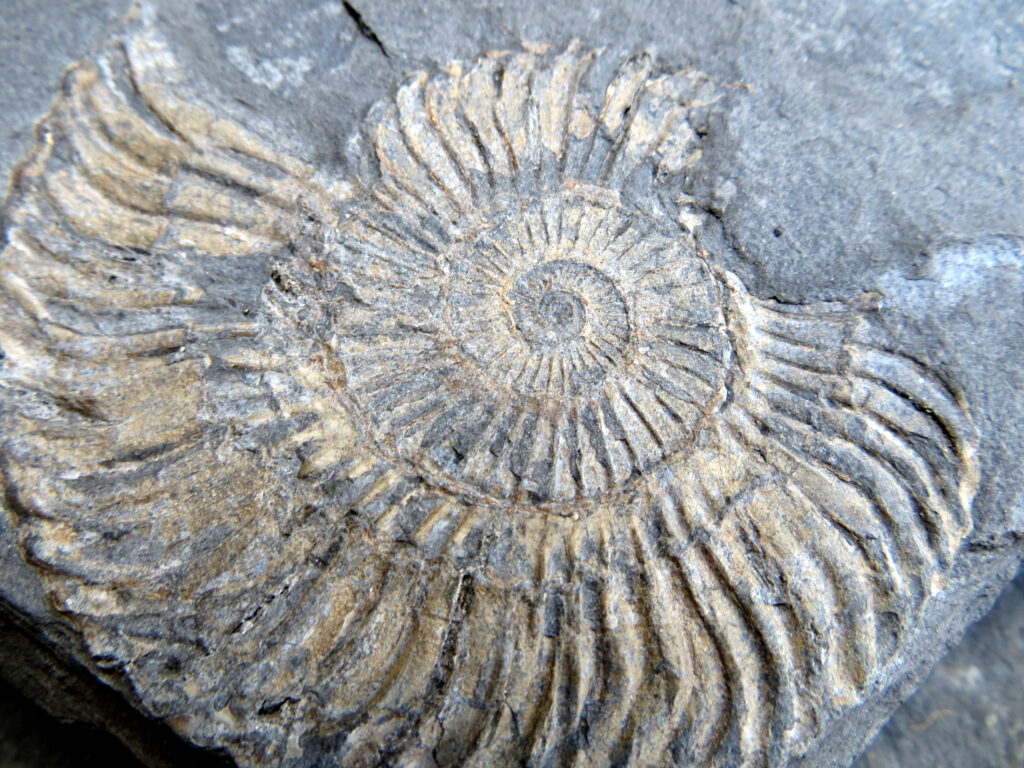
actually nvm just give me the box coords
[0,20,978,768]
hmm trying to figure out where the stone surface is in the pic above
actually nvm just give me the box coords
[858,563,1024,768]
[0,676,140,768]
[0,0,131,176]
[0,2,1022,767]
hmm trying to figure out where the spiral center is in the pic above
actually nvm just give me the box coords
[541,291,583,333]
[329,193,729,505]
[519,289,586,345]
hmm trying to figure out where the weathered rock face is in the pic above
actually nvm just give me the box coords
[1,2,1022,767]
[857,570,1024,768]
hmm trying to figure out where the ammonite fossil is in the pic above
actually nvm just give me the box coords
[0,16,978,768]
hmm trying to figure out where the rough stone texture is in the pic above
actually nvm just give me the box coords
[0,0,131,176]
[857,563,1024,768]
[0,675,143,768]
[0,1,1022,767]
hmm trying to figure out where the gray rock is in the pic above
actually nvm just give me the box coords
[0,1,1021,766]
[858,563,1024,768]
[0,0,131,182]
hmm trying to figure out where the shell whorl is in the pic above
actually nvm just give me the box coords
[307,44,727,510]
[0,29,978,768]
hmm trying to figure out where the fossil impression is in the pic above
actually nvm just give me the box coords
[0,21,978,768]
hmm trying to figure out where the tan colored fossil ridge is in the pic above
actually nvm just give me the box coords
[0,18,978,768]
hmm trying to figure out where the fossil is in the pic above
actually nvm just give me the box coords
[0,16,979,768]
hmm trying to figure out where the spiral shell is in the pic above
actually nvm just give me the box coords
[0,23,978,768]
[298,43,730,515]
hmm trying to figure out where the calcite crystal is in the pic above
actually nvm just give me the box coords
[0,6,1018,768]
